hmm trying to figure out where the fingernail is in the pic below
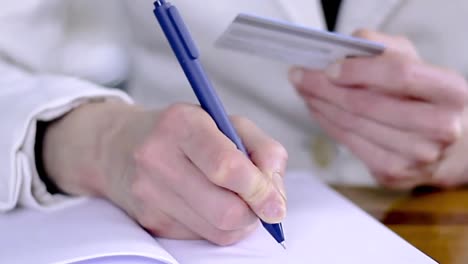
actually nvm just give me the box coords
[325,61,342,79]
[272,172,287,202]
[262,200,286,223]
[288,67,304,86]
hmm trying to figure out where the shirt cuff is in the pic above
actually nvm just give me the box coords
[0,74,133,212]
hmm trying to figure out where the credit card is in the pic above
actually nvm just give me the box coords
[215,13,385,69]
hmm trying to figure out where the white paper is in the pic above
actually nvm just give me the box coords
[216,13,384,69]
[159,172,436,264]
[0,199,177,264]
[0,172,436,264]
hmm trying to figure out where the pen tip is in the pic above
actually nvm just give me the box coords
[280,242,287,250]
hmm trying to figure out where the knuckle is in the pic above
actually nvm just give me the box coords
[211,149,245,185]
[158,104,193,139]
[213,199,252,230]
[394,59,417,88]
[159,103,213,140]
[449,74,468,106]
[433,112,461,142]
[414,147,440,164]
[211,231,243,246]
[404,135,440,163]
[447,114,462,140]
[160,103,194,124]
[268,141,289,163]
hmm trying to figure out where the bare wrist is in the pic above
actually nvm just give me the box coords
[42,99,142,197]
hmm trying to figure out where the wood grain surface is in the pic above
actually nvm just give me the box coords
[334,185,468,264]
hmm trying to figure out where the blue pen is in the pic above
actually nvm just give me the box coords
[153,0,286,249]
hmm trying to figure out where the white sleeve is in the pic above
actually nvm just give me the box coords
[0,60,133,212]
[0,1,133,212]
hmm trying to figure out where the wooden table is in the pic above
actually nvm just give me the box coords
[334,186,468,264]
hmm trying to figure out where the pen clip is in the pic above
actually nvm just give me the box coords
[154,0,166,7]
[167,6,200,59]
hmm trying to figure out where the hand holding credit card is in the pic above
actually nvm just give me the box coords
[216,13,385,69]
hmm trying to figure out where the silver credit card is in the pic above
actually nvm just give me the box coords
[216,13,385,69]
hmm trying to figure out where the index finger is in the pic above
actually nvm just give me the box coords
[231,116,289,201]
[179,112,287,224]
[326,55,468,106]
[352,29,420,59]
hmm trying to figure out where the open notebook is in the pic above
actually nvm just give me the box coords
[0,172,436,264]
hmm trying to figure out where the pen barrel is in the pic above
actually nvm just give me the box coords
[182,60,248,154]
[154,4,247,154]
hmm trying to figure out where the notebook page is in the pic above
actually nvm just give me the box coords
[0,199,177,264]
[159,171,436,264]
